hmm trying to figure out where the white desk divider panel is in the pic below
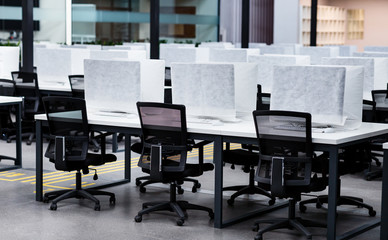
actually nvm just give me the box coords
[171,62,257,122]
[299,46,340,65]
[198,42,235,49]
[84,59,165,115]
[234,43,266,48]
[35,48,90,86]
[73,44,102,50]
[90,49,146,60]
[160,48,209,68]
[336,45,357,57]
[0,46,20,79]
[322,57,388,100]
[248,54,310,93]
[272,43,303,55]
[271,65,364,130]
[209,49,260,63]
[123,42,150,58]
[364,46,388,53]
[353,52,388,58]
[255,45,294,55]
[108,49,147,60]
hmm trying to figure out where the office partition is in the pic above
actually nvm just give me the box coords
[271,65,364,129]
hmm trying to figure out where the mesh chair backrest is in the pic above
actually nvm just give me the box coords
[0,79,15,96]
[43,97,89,163]
[253,110,312,196]
[256,84,270,111]
[137,102,188,174]
[372,90,388,123]
[68,75,84,91]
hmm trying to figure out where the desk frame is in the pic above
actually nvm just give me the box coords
[35,119,387,240]
[0,98,22,170]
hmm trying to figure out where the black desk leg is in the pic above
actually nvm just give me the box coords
[381,149,388,239]
[124,134,131,181]
[35,120,43,201]
[15,102,22,166]
[214,136,223,228]
[327,146,339,240]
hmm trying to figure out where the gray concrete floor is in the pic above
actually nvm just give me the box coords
[0,138,382,240]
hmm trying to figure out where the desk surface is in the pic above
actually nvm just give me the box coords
[0,96,23,104]
[35,112,388,145]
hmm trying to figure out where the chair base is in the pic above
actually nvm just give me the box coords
[134,182,213,226]
[365,169,382,181]
[135,176,201,194]
[43,171,115,211]
[299,195,376,217]
[223,167,275,206]
[253,199,326,240]
[7,132,34,145]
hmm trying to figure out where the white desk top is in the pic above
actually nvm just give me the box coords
[35,111,388,146]
[0,96,23,104]
[383,142,388,150]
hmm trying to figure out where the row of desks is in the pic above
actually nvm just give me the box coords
[34,111,388,240]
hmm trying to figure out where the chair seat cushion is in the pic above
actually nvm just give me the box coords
[86,153,117,166]
[223,149,259,167]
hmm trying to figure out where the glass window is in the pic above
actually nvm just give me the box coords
[72,0,150,44]
[160,0,219,44]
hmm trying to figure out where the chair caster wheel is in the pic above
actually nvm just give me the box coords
[136,179,141,186]
[369,210,376,217]
[93,148,99,153]
[26,141,32,145]
[209,211,214,219]
[50,203,57,211]
[134,215,142,222]
[316,202,322,209]
[192,186,197,193]
[227,198,234,206]
[299,205,307,213]
[109,196,116,205]
[196,183,201,189]
[177,187,184,195]
[139,187,146,193]
[252,224,259,232]
[6,139,11,143]
[43,196,49,203]
[177,219,184,226]
[254,234,262,240]
[94,204,101,211]
[268,199,275,206]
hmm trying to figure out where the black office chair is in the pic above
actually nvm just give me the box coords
[251,110,327,240]
[222,84,275,206]
[8,71,42,145]
[68,75,85,99]
[42,96,116,211]
[0,79,18,162]
[134,102,214,226]
[299,101,377,217]
[363,90,388,180]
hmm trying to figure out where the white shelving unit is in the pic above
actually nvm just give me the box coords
[347,9,364,40]
[301,5,346,46]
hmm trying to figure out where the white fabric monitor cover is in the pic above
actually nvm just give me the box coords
[0,46,20,79]
[84,59,164,115]
[271,65,363,129]
[90,49,146,60]
[209,49,260,63]
[171,62,257,121]
[248,54,310,93]
[322,57,388,100]
[353,52,388,58]
[255,45,294,55]
[35,48,90,85]
[198,42,234,48]
[160,47,209,67]
[299,46,339,65]
[364,46,388,53]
